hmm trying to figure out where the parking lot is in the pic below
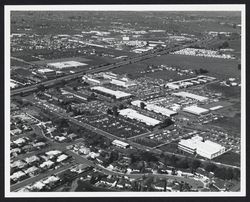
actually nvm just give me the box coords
[75,114,148,139]
[133,127,196,148]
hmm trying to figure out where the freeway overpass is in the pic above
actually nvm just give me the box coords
[10,40,200,96]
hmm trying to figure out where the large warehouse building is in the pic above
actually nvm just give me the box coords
[178,135,226,159]
[131,100,177,117]
[173,91,208,102]
[47,61,87,69]
[82,75,110,85]
[91,86,132,100]
[183,105,209,115]
[119,108,161,126]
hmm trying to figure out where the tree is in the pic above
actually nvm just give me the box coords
[88,93,96,101]
[176,158,189,169]
[107,108,112,115]
[190,159,201,171]
[204,163,218,173]
[214,167,227,180]
[112,106,119,116]
[221,41,229,49]
[170,155,178,167]
[238,64,241,70]
[60,79,67,86]
[194,69,199,75]
[199,68,208,74]
[233,168,240,180]
[37,84,46,92]
[54,118,69,128]
[225,168,234,180]
[109,151,119,163]
[118,103,124,110]
[140,102,146,110]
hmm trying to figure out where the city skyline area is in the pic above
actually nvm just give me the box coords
[5,5,246,197]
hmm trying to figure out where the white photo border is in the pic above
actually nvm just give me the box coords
[4,4,246,197]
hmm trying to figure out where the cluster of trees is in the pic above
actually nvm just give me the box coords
[107,104,125,117]
[53,118,69,129]
[101,150,120,167]
[130,151,158,165]
[218,41,229,49]
[194,68,209,75]
[140,102,146,110]
[204,163,240,181]
[238,64,241,70]
[162,154,201,173]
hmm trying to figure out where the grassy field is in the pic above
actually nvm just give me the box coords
[112,63,148,78]
[141,54,240,79]
[210,114,241,135]
[213,151,240,167]
[143,70,192,81]
[205,83,241,99]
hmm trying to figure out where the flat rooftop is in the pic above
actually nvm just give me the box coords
[47,61,87,69]
[173,91,208,102]
[91,86,132,99]
[183,105,209,115]
[119,108,161,126]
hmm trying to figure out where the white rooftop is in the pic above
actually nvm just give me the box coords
[183,105,209,115]
[119,108,161,126]
[47,61,87,69]
[45,150,62,156]
[173,91,208,102]
[179,135,225,159]
[38,68,55,73]
[131,100,177,117]
[56,154,68,162]
[112,139,129,147]
[91,86,132,99]
[42,176,60,184]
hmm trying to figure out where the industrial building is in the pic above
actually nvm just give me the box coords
[119,108,161,126]
[91,86,132,100]
[178,135,226,159]
[101,72,137,88]
[166,75,216,89]
[110,78,137,88]
[37,68,56,78]
[131,100,177,117]
[112,140,130,149]
[183,105,209,115]
[47,61,87,69]
[173,92,208,102]
[209,105,223,111]
[82,75,110,85]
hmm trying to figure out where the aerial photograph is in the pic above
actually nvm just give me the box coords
[6,5,245,196]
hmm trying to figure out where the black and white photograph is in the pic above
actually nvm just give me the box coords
[4,4,246,197]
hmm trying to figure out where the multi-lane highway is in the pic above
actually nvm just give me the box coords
[11,39,204,96]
